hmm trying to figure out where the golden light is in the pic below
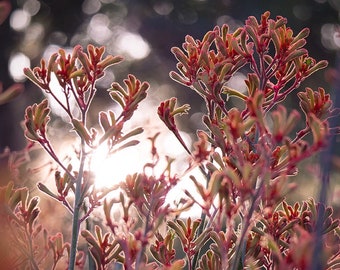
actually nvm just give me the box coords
[88,125,206,218]
[90,141,147,189]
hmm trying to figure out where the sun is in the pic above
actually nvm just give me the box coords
[90,143,146,189]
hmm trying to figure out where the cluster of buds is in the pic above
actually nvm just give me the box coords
[23,45,149,217]
[82,137,193,269]
[159,11,340,269]
[22,45,150,269]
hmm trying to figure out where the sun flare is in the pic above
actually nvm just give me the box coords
[90,143,144,189]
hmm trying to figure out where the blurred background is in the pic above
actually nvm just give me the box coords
[0,0,339,214]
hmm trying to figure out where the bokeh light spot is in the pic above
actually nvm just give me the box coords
[9,53,30,82]
[25,22,45,42]
[82,0,102,15]
[153,2,174,15]
[216,15,241,31]
[49,31,68,46]
[178,10,198,25]
[116,31,151,60]
[23,0,41,16]
[227,72,247,93]
[321,23,340,50]
[87,13,112,44]
[10,9,31,31]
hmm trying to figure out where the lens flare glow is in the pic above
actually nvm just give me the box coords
[90,143,145,189]
[89,127,204,217]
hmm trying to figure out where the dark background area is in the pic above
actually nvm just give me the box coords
[0,0,339,150]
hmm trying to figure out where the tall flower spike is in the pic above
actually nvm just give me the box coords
[24,99,51,143]
[298,87,333,120]
[23,53,58,91]
[157,97,190,132]
[158,97,191,154]
[109,74,149,121]
[77,45,123,81]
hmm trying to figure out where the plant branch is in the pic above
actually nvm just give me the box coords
[68,136,87,270]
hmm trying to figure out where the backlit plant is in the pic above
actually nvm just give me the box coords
[0,11,339,269]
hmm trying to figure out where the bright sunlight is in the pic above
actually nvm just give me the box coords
[90,143,145,189]
[89,127,205,218]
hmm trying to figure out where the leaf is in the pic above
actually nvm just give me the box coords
[208,171,223,198]
[71,118,92,145]
[27,196,39,217]
[119,127,144,142]
[285,48,307,63]
[169,71,190,86]
[167,220,187,244]
[109,90,125,108]
[24,99,51,142]
[104,199,114,226]
[81,230,102,255]
[308,113,327,145]
[292,28,310,43]
[37,183,59,201]
[98,55,124,69]
[171,47,190,71]
[99,111,113,132]
[98,122,123,145]
[7,187,24,211]
[218,63,234,82]
[304,59,328,77]
[193,227,212,251]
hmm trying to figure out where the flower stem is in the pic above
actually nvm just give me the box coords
[68,137,87,270]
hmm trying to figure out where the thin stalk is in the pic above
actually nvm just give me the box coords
[231,178,264,270]
[135,209,151,269]
[46,84,73,119]
[191,214,206,269]
[84,204,96,270]
[264,79,300,113]
[68,72,97,269]
[68,137,87,270]
[25,228,40,270]
[192,92,229,268]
